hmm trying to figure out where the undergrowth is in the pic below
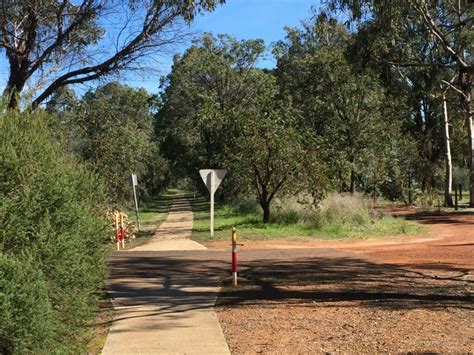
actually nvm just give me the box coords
[191,192,423,242]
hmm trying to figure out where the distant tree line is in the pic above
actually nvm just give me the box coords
[156,1,473,220]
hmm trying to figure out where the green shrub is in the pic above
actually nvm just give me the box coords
[0,108,108,353]
[232,199,261,214]
[0,254,53,353]
[270,209,300,225]
[270,196,316,225]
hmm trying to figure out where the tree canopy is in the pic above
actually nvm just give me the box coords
[0,0,224,109]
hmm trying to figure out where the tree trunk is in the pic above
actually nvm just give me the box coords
[468,113,474,207]
[3,58,29,110]
[261,200,271,224]
[372,171,377,203]
[408,172,413,205]
[350,169,355,194]
[337,169,344,192]
[443,93,453,207]
[460,67,474,207]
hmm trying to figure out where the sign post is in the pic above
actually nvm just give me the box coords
[199,169,227,237]
[129,174,140,231]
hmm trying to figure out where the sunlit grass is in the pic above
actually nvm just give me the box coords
[190,195,424,242]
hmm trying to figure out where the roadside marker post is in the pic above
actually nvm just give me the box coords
[115,212,120,251]
[232,227,238,286]
[199,169,227,237]
[120,212,125,249]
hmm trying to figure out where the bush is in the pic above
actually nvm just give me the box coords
[270,196,315,225]
[0,254,53,353]
[232,199,261,215]
[0,108,108,353]
[317,192,371,226]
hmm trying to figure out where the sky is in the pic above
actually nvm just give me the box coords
[123,0,320,93]
[0,0,320,97]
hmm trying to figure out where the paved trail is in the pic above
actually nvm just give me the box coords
[131,195,206,252]
[102,194,230,354]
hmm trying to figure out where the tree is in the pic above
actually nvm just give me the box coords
[158,34,307,222]
[69,82,161,202]
[274,15,397,198]
[327,0,474,205]
[0,0,224,109]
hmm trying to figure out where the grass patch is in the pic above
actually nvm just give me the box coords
[191,193,424,242]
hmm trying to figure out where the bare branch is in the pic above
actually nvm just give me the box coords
[410,0,469,68]
[442,79,468,99]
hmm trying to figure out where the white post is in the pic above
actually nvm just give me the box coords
[132,183,140,231]
[210,172,214,237]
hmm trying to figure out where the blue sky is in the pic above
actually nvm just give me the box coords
[124,0,320,93]
[0,0,320,96]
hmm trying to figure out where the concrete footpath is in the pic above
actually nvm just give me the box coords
[102,195,230,354]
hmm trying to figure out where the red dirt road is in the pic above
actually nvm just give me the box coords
[206,211,473,268]
[213,212,474,353]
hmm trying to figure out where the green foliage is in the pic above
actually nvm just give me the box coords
[275,15,399,197]
[0,254,53,353]
[48,82,168,203]
[0,108,108,353]
[158,34,308,222]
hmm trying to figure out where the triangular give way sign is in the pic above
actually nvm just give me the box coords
[199,169,227,195]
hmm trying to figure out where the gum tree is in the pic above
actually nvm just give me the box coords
[0,0,224,109]
[327,0,474,205]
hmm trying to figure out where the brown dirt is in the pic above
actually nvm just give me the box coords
[214,211,474,354]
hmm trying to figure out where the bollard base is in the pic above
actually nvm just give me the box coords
[232,272,237,286]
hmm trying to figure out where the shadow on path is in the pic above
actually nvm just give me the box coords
[106,248,473,330]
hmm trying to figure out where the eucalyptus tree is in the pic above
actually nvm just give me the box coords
[274,15,396,197]
[0,0,224,110]
[327,0,474,205]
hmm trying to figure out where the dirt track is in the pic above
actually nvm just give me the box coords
[213,211,474,353]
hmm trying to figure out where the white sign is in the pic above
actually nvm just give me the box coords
[128,174,138,186]
[199,169,227,237]
[199,169,227,194]
[128,174,140,231]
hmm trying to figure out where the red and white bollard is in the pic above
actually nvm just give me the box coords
[232,227,237,286]
[120,212,125,249]
[115,212,120,251]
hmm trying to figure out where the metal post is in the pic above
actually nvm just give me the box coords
[459,183,462,200]
[232,227,237,286]
[132,184,140,232]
